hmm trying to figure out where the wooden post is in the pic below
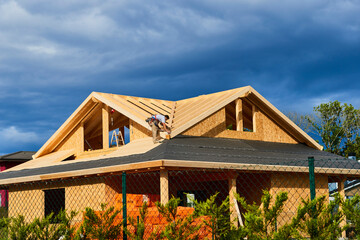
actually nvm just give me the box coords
[236,99,243,131]
[79,122,84,153]
[102,105,109,149]
[228,171,238,227]
[160,169,169,204]
[252,105,257,132]
[338,178,346,238]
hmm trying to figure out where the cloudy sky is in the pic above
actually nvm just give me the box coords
[0,0,359,154]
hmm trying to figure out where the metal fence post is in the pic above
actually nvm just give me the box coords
[122,172,127,240]
[308,156,316,201]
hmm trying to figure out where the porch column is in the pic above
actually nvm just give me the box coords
[229,171,238,227]
[160,169,169,204]
[102,104,109,149]
[236,99,243,131]
[338,178,346,238]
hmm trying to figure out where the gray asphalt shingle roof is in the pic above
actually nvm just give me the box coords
[0,136,357,182]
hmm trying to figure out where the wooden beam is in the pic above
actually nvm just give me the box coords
[229,171,238,227]
[171,87,250,137]
[160,169,169,204]
[169,102,176,129]
[338,178,346,238]
[252,105,257,132]
[236,99,243,131]
[102,104,109,149]
[79,122,84,153]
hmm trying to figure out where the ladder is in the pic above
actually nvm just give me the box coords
[110,130,125,147]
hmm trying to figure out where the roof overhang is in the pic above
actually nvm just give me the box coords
[1,159,358,187]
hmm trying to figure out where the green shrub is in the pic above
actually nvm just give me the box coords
[194,192,231,240]
[75,203,122,240]
[149,197,201,240]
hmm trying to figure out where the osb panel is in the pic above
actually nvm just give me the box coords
[66,182,106,223]
[76,147,119,159]
[8,178,106,223]
[270,172,328,226]
[55,125,83,154]
[130,120,152,141]
[181,105,298,144]
[182,109,226,137]
[8,189,44,222]
[346,186,360,197]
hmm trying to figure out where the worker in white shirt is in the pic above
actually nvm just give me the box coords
[146,114,171,143]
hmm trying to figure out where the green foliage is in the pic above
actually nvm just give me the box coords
[194,192,231,240]
[151,197,201,240]
[303,101,360,155]
[6,215,33,240]
[125,201,148,240]
[31,210,77,240]
[0,207,8,219]
[341,194,360,239]
[233,190,296,240]
[294,195,345,240]
[75,203,122,240]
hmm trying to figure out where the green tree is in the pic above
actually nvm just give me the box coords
[233,190,298,240]
[342,194,360,239]
[194,192,231,240]
[294,195,346,240]
[303,101,360,155]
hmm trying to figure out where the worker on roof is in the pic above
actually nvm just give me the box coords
[146,114,171,143]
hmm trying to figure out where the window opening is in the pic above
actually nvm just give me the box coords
[44,188,65,223]
[225,99,254,132]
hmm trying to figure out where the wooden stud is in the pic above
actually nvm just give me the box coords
[160,169,169,204]
[102,104,109,149]
[252,105,257,132]
[80,122,84,153]
[338,178,346,238]
[236,99,243,131]
[228,171,238,227]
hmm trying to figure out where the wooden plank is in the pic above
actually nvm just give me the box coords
[102,104,109,149]
[93,92,152,131]
[160,169,169,204]
[79,123,84,153]
[126,97,156,115]
[139,98,172,115]
[168,102,176,129]
[252,105,257,132]
[338,178,346,238]
[174,89,248,127]
[228,172,238,227]
[236,99,243,131]
[171,87,250,137]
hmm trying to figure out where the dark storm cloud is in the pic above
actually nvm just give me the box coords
[0,0,359,153]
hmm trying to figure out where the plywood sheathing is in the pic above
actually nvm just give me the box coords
[130,120,152,141]
[270,172,328,226]
[182,105,298,144]
[35,92,175,159]
[171,87,250,137]
[9,188,44,222]
[9,178,107,223]
[35,94,99,158]
[4,149,75,172]
[55,125,83,153]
